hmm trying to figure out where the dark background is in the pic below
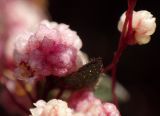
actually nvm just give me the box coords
[48,0,160,116]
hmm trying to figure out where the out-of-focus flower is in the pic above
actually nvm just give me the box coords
[30,99,73,116]
[14,20,88,79]
[68,89,120,116]
[0,0,45,63]
[0,0,45,114]
[1,0,44,34]
[118,10,156,45]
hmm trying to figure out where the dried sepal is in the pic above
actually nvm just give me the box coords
[63,58,103,89]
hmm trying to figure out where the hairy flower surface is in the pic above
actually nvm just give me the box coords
[68,89,120,116]
[14,20,87,79]
[30,99,73,116]
[118,10,156,45]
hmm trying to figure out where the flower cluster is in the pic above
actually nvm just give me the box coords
[68,89,120,116]
[14,20,87,80]
[30,99,73,116]
[30,90,120,116]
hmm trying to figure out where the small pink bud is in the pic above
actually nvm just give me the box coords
[68,89,120,116]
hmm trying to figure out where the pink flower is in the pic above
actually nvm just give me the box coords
[14,20,88,79]
[0,0,44,35]
[0,0,45,62]
[118,10,156,45]
[30,99,73,116]
[30,98,120,116]
[68,89,120,116]
[30,91,120,116]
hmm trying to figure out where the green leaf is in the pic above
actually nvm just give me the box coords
[94,73,130,102]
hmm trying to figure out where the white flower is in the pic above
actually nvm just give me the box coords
[30,99,73,116]
[31,95,120,116]
[118,10,156,45]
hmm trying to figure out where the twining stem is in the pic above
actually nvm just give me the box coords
[4,86,29,114]
[104,0,137,106]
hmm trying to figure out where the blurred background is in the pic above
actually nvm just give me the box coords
[48,0,160,116]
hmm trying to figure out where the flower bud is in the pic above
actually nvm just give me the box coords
[68,89,120,116]
[118,10,156,45]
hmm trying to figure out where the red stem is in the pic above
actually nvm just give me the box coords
[111,65,118,106]
[104,0,137,106]
[4,86,29,114]
[2,74,34,113]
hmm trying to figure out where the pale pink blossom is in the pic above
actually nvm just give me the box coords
[118,10,156,45]
[0,0,44,35]
[14,20,87,79]
[30,97,120,116]
[68,89,120,116]
[0,0,45,61]
[30,99,73,116]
